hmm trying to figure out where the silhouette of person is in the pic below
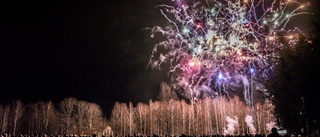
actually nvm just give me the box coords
[267,127,280,137]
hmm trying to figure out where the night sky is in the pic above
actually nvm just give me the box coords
[1,0,319,117]
[0,0,171,117]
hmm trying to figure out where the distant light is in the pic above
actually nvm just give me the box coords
[183,28,189,33]
[263,20,267,24]
[250,68,255,74]
[244,23,250,28]
[188,61,195,67]
[196,24,202,29]
[268,36,275,41]
[218,73,224,80]
[215,46,220,51]
[207,19,214,26]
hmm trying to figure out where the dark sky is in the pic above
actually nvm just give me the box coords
[0,0,319,118]
[0,0,171,117]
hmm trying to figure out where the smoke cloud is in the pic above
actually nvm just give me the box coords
[245,115,256,134]
[266,121,278,132]
[223,116,239,135]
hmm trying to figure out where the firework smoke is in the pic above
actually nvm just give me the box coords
[266,121,278,132]
[223,116,239,135]
[245,115,256,134]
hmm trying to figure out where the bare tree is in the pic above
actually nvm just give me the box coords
[87,102,103,135]
[28,103,41,134]
[180,99,188,135]
[148,100,154,135]
[59,97,77,134]
[74,100,89,135]
[166,99,176,136]
[12,100,24,136]
[124,102,135,136]
[110,102,121,136]
[41,101,55,134]
[0,104,10,134]
[230,96,243,135]
[135,102,148,135]
[148,100,160,135]
[254,103,263,134]
[203,97,213,135]
[119,102,131,136]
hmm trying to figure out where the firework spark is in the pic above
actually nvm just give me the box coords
[147,0,311,106]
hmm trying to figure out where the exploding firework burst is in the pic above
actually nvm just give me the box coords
[147,0,311,106]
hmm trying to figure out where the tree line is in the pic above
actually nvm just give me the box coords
[109,97,277,136]
[109,83,278,136]
[0,86,277,137]
[0,98,107,136]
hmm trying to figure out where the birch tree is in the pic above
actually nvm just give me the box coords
[74,100,89,135]
[41,101,55,134]
[180,99,189,135]
[135,102,148,135]
[12,100,24,136]
[87,102,103,135]
[110,102,129,136]
[0,105,10,134]
[59,97,77,134]
[125,102,135,136]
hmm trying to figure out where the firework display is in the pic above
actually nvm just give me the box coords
[147,0,311,106]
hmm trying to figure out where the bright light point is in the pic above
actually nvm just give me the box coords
[215,46,220,51]
[274,13,279,18]
[183,28,189,33]
[300,5,304,8]
[285,14,290,18]
[268,36,275,41]
[263,20,267,24]
[244,23,250,28]
[196,24,202,29]
[210,8,215,14]
[274,21,278,25]
[250,68,255,74]
[208,19,214,26]
[288,35,293,39]
[188,61,195,67]
[218,73,224,80]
